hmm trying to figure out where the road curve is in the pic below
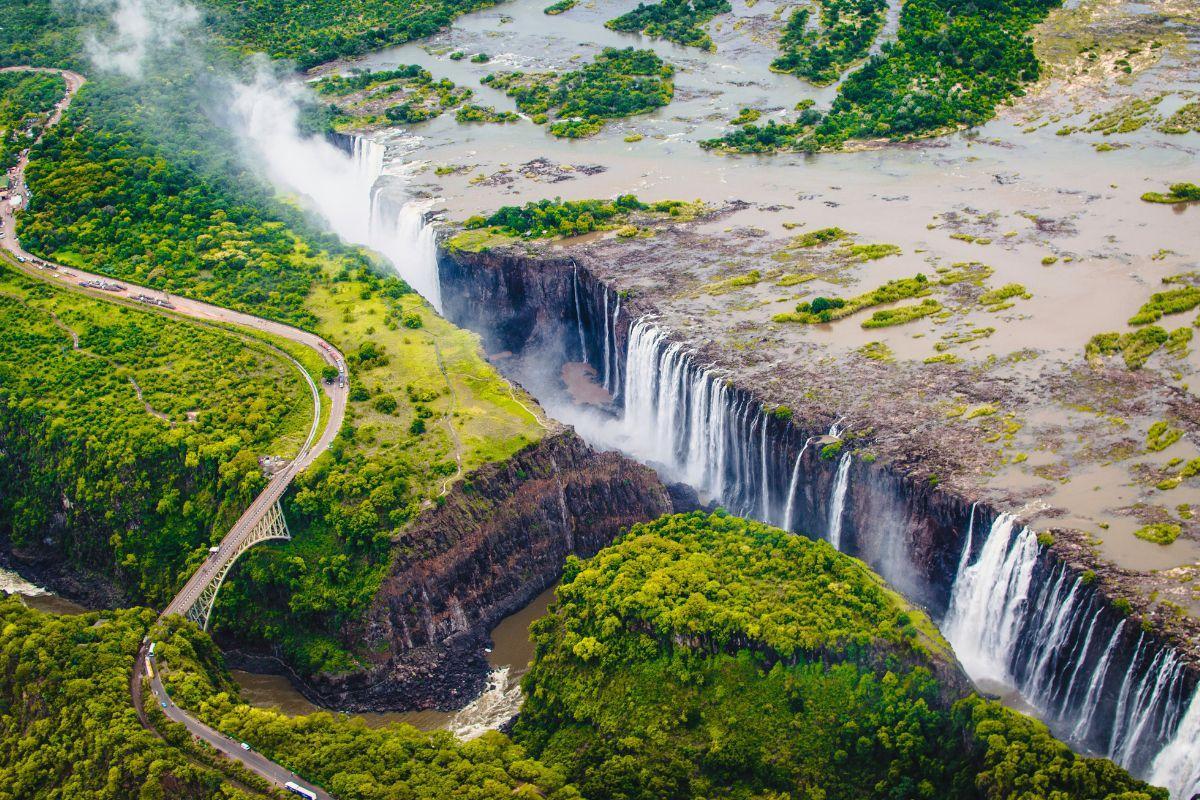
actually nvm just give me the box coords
[140,645,334,800]
[2,66,343,800]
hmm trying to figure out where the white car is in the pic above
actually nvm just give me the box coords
[240,742,251,751]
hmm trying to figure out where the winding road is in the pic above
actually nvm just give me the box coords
[3,66,342,800]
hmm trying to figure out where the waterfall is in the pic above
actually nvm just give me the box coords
[228,79,445,311]
[619,318,769,516]
[390,200,443,313]
[572,262,588,362]
[1152,689,1200,800]
[944,513,1037,685]
[1070,619,1126,741]
[609,293,621,398]
[601,285,611,391]
[826,452,851,549]
[782,436,816,532]
[572,291,1200,796]
[353,136,385,205]
[759,416,771,523]
[943,511,1199,794]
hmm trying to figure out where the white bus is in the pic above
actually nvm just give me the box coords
[284,782,317,800]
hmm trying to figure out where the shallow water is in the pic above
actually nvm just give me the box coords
[232,584,557,734]
[0,568,88,615]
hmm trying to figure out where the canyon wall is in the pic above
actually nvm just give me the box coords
[292,429,673,711]
[439,242,1200,794]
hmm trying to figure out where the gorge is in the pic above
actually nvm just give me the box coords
[432,214,1200,798]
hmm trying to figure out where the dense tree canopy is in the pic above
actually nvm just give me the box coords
[514,512,1167,800]
[813,0,1059,144]
[604,0,732,52]
[770,0,888,85]
[0,264,308,605]
[152,615,581,800]
[0,599,251,799]
[0,70,63,172]
[483,48,674,138]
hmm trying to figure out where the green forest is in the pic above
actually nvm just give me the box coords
[604,0,732,52]
[0,263,309,606]
[203,0,500,69]
[0,599,254,799]
[10,61,544,674]
[705,0,1061,150]
[152,615,580,800]
[770,0,888,85]
[512,512,1167,800]
[0,70,62,172]
[482,48,674,137]
[812,0,1060,144]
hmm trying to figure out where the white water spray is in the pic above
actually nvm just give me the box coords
[943,513,1038,684]
[826,452,851,550]
[447,666,523,740]
[228,74,443,310]
[1152,688,1200,800]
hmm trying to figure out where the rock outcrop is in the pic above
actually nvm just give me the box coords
[301,430,673,710]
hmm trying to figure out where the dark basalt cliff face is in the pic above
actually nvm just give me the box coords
[439,245,971,614]
[438,241,1200,781]
[292,429,673,711]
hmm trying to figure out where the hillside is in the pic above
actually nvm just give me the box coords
[514,512,1166,800]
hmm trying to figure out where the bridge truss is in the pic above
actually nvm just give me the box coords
[183,500,291,630]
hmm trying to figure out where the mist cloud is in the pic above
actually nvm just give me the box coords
[81,0,200,78]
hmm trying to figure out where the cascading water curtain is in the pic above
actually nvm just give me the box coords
[945,511,1200,798]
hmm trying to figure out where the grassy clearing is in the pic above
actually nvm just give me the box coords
[1147,421,1183,452]
[979,282,1032,311]
[1129,284,1200,324]
[307,282,544,478]
[1158,102,1200,134]
[704,269,762,295]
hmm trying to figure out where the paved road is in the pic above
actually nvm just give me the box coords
[2,66,343,800]
[140,646,333,799]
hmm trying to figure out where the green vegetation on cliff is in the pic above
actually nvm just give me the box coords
[0,262,309,606]
[20,78,354,326]
[482,48,674,138]
[513,512,1166,800]
[604,0,732,52]
[151,615,581,800]
[15,69,544,674]
[456,195,695,244]
[0,598,251,799]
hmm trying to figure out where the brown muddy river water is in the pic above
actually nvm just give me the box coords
[233,585,558,734]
